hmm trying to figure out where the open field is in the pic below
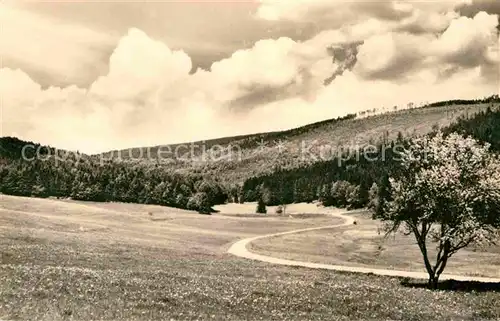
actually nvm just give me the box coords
[250,212,500,278]
[1,196,500,320]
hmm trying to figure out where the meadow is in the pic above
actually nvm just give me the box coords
[1,195,500,320]
[250,212,500,278]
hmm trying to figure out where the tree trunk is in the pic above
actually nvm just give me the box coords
[429,240,450,290]
[413,228,439,289]
[414,232,435,289]
[410,221,447,290]
[428,274,439,289]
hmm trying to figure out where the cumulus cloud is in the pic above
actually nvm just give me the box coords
[434,11,499,67]
[354,32,429,80]
[320,10,499,82]
[205,37,332,110]
[0,5,114,87]
[255,0,465,29]
[262,1,493,84]
[256,0,412,23]
[90,28,192,100]
[458,0,500,18]
[1,7,499,154]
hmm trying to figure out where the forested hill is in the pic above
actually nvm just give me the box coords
[0,137,57,161]
[98,113,357,160]
[444,106,500,152]
[101,96,499,161]
[0,138,226,214]
[239,106,500,210]
[1,97,499,214]
[97,97,499,185]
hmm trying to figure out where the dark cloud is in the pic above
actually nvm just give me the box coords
[442,46,493,69]
[436,65,461,81]
[357,55,424,81]
[458,0,500,31]
[480,62,500,82]
[227,85,289,111]
[458,0,500,17]
[2,46,113,89]
[228,67,317,111]
[395,19,449,35]
[324,42,361,85]
[11,1,327,87]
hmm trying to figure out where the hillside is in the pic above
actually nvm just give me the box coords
[239,105,500,208]
[1,97,499,212]
[101,99,499,184]
[0,137,56,161]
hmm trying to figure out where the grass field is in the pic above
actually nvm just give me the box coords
[250,212,500,279]
[1,196,500,321]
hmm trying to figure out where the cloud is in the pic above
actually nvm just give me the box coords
[458,0,500,18]
[1,9,499,154]
[324,43,360,85]
[0,5,115,87]
[255,0,465,29]
[205,37,332,110]
[90,28,192,100]
[322,11,499,81]
[434,11,499,68]
[319,65,496,113]
[256,0,412,23]
[354,32,429,80]
[263,2,493,83]
[395,7,460,34]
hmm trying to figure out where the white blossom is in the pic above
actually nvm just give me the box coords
[381,132,500,286]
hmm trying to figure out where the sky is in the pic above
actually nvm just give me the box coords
[1,0,499,153]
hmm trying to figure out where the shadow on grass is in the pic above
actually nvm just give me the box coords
[401,278,500,292]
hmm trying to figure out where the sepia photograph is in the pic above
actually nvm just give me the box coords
[1,0,500,320]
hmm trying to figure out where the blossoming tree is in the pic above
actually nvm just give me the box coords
[380,132,500,288]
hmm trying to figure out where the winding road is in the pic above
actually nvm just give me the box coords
[227,210,500,283]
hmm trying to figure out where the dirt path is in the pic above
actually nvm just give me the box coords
[227,211,500,283]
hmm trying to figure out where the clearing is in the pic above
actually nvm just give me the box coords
[250,211,500,278]
[1,195,499,321]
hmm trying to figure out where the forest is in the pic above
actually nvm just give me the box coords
[0,141,226,214]
[1,103,499,214]
[239,106,500,210]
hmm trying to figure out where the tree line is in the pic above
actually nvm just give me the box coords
[443,105,500,152]
[240,106,500,210]
[424,95,499,108]
[1,105,498,214]
[0,146,227,214]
